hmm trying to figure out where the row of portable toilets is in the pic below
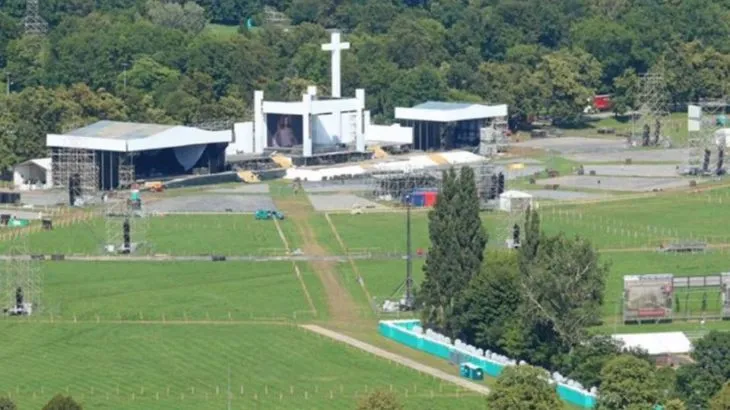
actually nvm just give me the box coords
[379,320,598,408]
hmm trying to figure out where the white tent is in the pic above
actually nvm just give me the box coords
[499,190,533,212]
[612,332,692,356]
[13,157,52,191]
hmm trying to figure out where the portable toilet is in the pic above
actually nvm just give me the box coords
[422,190,438,207]
[460,363,484,381]
[406,191,426,207]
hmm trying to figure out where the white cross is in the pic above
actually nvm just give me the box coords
[321,32,350,98]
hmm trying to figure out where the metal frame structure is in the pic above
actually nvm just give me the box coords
[23,0,48,35]
[263,6,290,27]
[51,148,99,205]
[687,98,729,174]
[0,233,41,315]
[632,72,669,147]
[103,191,149,254]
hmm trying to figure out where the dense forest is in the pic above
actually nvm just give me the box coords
[2,0,730,169]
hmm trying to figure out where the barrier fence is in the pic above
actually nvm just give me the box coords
[379,320,597,408]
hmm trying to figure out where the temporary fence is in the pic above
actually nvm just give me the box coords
[379,319,598,408]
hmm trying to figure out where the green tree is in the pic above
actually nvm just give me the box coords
[597,355,660,410]
[457,251,520,351]
[710,382,730,410]
[356,390,403,410]
[663,398,687,410]
[611,68,638,115]
[0,396,16,410]
[42,394,82,410]
[677,331,730,408]
[146,0,207,34]
[488,365,561,410]
[559,335,649,389]
[519,233,607,349]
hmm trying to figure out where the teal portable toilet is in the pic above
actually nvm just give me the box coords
[717,115,728,127]
[460,363,484,381]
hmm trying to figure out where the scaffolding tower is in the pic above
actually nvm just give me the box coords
[687,99,729,174]
[51,148,99,205]
[0,233,41,316]
[632,73,669,147]
[103,191,149,254]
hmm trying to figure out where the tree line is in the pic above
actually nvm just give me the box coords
[3,1,730,167]
[417,165,730,409]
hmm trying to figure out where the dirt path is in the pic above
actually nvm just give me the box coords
[301,324,490,395]
[275,198,359,325]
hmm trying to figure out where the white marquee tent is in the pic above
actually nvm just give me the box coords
[13,157,52,190]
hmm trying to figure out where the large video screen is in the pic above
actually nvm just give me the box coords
[266,114,303,148]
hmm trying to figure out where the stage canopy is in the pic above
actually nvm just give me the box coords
[46,120,232,152]
[395,101,508,150]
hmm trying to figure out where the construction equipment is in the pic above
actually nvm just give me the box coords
[255,209,285,220]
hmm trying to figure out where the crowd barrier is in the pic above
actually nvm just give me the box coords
[379,320,597,408]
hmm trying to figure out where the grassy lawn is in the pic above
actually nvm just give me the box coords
[26,261,318,322]
[0,215,294,256]
[0,323,487,410]
[205,23,240,38]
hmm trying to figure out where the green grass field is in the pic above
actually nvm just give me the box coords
[0,323,486,410]
[27,261,318,321]
[0,215,295,256]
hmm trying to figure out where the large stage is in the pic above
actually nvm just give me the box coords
[47,121,230,190]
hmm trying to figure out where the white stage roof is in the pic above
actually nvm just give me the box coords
[46,120,232,152]
[395,101,508,123]
[612,332,693,356]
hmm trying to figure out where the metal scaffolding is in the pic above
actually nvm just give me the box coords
[263,6,290,28]
[687,99,728,174]
[0,234,41,316]
[51,148,99,205]
[632,72,669,147]
[103,191,149,254]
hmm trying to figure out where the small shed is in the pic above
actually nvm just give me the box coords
[499,190,533,212]
[13,158,52,191]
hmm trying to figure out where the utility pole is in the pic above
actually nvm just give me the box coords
[405,194,413,309]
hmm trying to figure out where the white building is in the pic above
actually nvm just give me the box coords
[499,190,533,212]
[612,332,692,356]
[13,158,52,190]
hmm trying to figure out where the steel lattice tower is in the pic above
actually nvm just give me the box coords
[687,98,729,172]
[23,0,48,36]
[632,73,669,147]
[0,233,41,315]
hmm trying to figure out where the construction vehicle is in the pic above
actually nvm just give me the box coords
[255,209,285,220]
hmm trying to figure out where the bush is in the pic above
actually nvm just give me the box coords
[0,397,16,410]
[42,394,82,410]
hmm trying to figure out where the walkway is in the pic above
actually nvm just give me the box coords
[301,325,491,396]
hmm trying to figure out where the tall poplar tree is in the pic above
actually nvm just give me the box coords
[420,166,487,336]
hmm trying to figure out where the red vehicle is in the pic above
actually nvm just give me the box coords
[593,94,612,111]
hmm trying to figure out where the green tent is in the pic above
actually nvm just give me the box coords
[8,218,30,227]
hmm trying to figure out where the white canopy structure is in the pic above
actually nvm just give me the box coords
[13,157,52,190]
[612,332,692,356]
[395,101,508,150]
[46,120,231,152]
[499,190,533,212]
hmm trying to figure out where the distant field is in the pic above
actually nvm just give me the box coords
[0,215,295,256]
[27,261,319,321]
[205,23,239,38]
[0,323,486,410]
